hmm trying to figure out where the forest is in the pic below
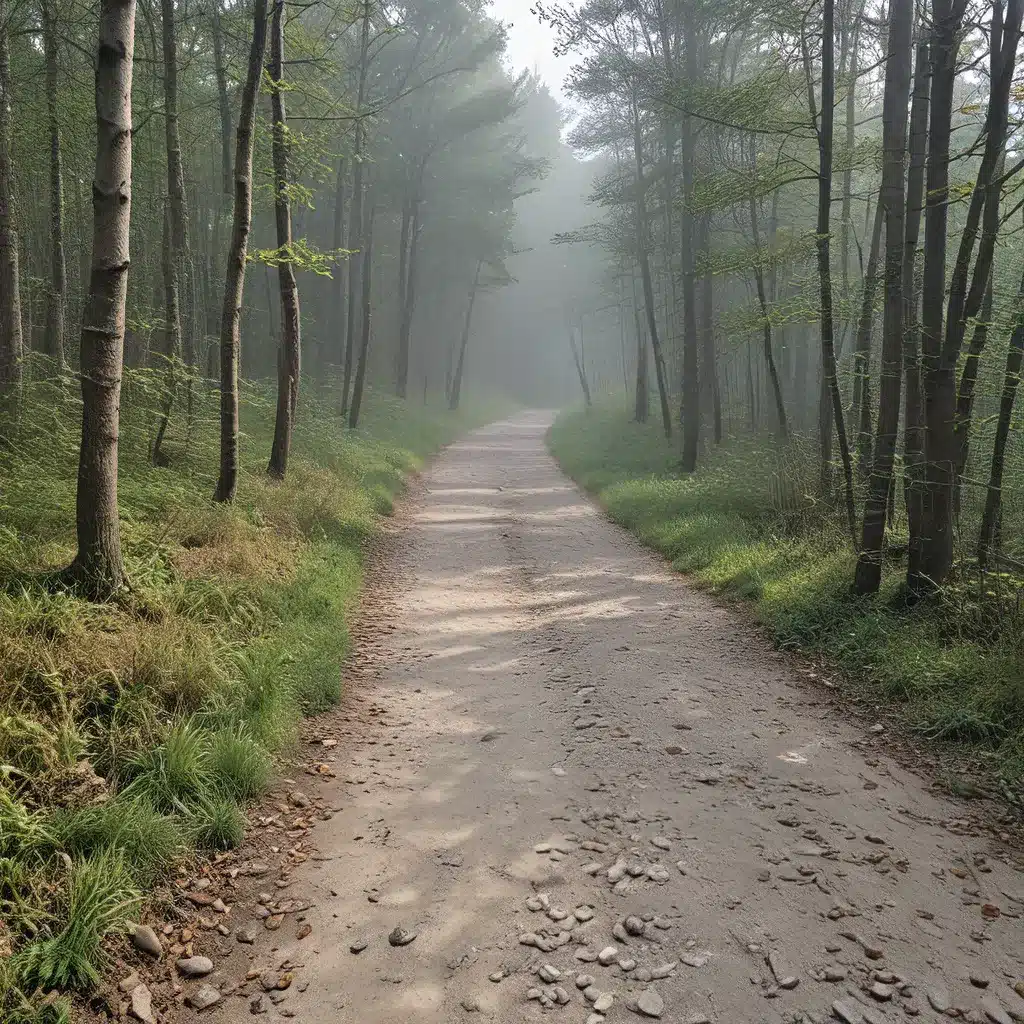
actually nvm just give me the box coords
[2,0,1024,1014]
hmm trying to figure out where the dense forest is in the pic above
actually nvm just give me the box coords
[3,0,1024,1014]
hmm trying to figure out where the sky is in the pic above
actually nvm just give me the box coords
[490,0,576,103]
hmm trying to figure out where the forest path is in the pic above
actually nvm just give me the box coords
[219,411,1024,1024]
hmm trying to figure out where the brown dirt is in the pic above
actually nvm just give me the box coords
[166,411,1024,1024]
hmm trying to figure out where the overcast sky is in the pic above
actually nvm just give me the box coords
[492,0,575,102]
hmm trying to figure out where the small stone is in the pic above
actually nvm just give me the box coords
[598,946,619,966]
[553,986,570,1005]
[665,745,683,755]
[265,914,283,930]
[547,908,568,921]
[927,987,951,1013]
[575,905,594,922]
[583,985,601,1002]
[389,927,417,947]
[587,1016,604,1024]
[176,956,213,977]
[296,922,312,940]
[539,965,561,983]
[119,973,142,994]
[832,999,863,1023]
[526,896,543,911]
[651,836,671,850]
[350,939,368,954]
[237,925,258,944]
[973,973,993,989]
[613,922,629,943]
[187,984,222,1010]
[576,973,594,989]
[647,865,670,883]
[637,988,665,1018]
[593,993,614,1013]
[212,898,227,913]
[461,996,480,1013]
[824,967,847,983]
[635,967,652,982]
[869,982,893,1001]
[576,948,598,962]
[619,958,637,971]
[129,984,155,1024]
[288,789,311,808]
[488,971,504,983]
[130,924,162,959]
[526,987,543,1001]
[869,723,884,734]
[681,954,707,968]
[651,962,677,980]
[624,915,645,936]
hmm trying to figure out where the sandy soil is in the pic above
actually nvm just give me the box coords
[208,411,1024,1024]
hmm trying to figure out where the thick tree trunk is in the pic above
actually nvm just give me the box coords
[810,0,857,542]
[152,0,188,466]
[41,0,67,370]
[65,0,137,598]
[342,1,370,415]
[853,0,913,595]
[267,0,302,479]
[449,260,481,412]
[348,205,375,429]
[851,195,884,477]
[0,0,23,394]
[917,0,1018,591]
[632,100,671,439]
[748,139,788,439]
[902,39,930,586]
[213,0,268,502]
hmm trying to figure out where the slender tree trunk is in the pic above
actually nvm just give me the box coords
[449,260,481,412]
[839,9,862,327]
[65,0,137,598]
[679,9,700,469]
[396,164,423,399]
[41,0,67,370]
[0,0,23,394]
[342,0,370,415]
[851,195,884,476]
[853,0,912,595]
[902,39,930,585]
[568,322,592,407]
[809,0,857,542]
[699,218,721,443]
[152,0,188,466]
[211,0,233,198]
[632,98,671,439]
[213,0,269,502]
[748,138,788,439]
[633,273,648,423]
[978,259,1024,566]
[267,0,301,479]
[331,155,346,369]
[348,205,375,429]
[917,0,1018,590]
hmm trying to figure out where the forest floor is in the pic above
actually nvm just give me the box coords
[176,410,1024,1024]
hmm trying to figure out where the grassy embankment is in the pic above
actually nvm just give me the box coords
[549,400,1024,800]
[0,365,494,1021]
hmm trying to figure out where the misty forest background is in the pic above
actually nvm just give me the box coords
[3,0,1024,1015]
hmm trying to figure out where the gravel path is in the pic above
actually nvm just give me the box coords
[217,411,1024,1024]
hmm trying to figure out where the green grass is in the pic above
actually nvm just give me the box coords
[549,400,1024,800]
[0,358,500,1015]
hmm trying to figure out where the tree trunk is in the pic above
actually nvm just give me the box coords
[632,98,671,439]
[211,0,233,197]
[699,218,721,443]
[568,322,592,407]
[342,0,371,415]
[633,274,648,423]
[679,8,700,470]
[41,0,67,370]
[213,0,269,503]
[267,0,302,479]
[396,163,423,399]
[851,194,884,477]
[978,258,1024,566]
[152,0,188,466]
[449,260,481,412]
[902,39,930,586]
[65,0,137,598]
[748,138,788,439]
[853,0,913,595]
[331,155,346,370]
[0,0,23,394]
[810,0,857,542]
[348,205,375,429]
[917,0,1018,591]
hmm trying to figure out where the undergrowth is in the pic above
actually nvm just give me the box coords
[0,359,495,1016]
[549,400,1024,803]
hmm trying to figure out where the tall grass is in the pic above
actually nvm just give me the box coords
[549,400,1024,800]
[0,358,499,1014]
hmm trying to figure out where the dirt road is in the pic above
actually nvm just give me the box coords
[220,412,1024,1024]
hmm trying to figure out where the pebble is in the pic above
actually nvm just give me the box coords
[681,954,708,968]
[981,996,1013,1024]
[624,915,645,936]
[237,925,258,944]
[648,865,670,883]
[460,996,480,1013]
[613,922,629,942]
[350,940,368,954]
[869,723,884,734]
[130,924,163,959]
[526,988,543,1001]
[927,986,951,1013]
[651,836,671,850]
[488,971,504,983]
[388,927,417,947]
[186,984,222,1010]
[576,948,598,962]
[651,962,677,980]
[577,974,594,989]
[635,967,653,982]
[526,896,544,912]
[637,988,665,1018]
[587,1016,604,1024]
[539,965,561,983]
[832,999,863,1023]
[973,973,993,989]
[575,905,594,922]
[176,956,213,977]
[553,986,570,1005]
[288,789,311,808]
[665,745,683,755]
[129,983,155,1024]
[869,982,893,1001]
[619,957,637,971]
[824,967,847,982]
[598,946,619,966]
[593,993,614,1012]
[583,985,601,1002]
